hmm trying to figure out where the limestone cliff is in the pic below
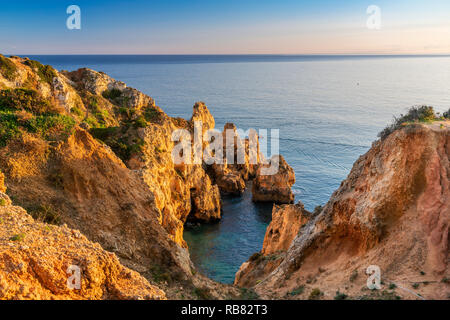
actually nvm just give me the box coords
[0,176,165,300]
[237,122,449,300]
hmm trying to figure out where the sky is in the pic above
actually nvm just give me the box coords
[1,0,450,55]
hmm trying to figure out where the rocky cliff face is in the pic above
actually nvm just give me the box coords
[2,54,293,299]
[0,175,165,300]
[235,202,311,287]
[237,122,449,300]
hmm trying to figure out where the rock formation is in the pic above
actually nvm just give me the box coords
[0,173,165,300]
[252,155,295,203]
[237,122,450,300]
[235,202,311,287]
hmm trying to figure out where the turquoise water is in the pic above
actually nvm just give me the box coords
[27,55,450,283]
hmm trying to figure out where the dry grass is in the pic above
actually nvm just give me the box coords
[3,133,49,180]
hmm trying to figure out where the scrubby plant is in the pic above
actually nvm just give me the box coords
[289,285,305,296]
[26,114,76,140]
[308,288,323,300]
[378,106,438,140]
[334,291,348,300]
[70,106,84,117]
[24,59,57,85]
[0,112,21,147]
[10,233,26,241]
[0,88,56,114]
[0,54,18,80]
[0,198,6,206]
[102,88,122,100]
[349,269,358,282]
[443,108,450,119]
[239,288,259,300]
[28,203,61,225]
[133,115,148,128]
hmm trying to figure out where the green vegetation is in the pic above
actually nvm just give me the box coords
[10,233,26,241]
[358,289,401,300]
[388,283,397,290]
[239,288,259,300]
[70,106,84,117]
[0,88,55,114]
[149,265,172,284]
[171,117,188,128]
[26,114,75,140]
[0,88,75,146]
[144,106,163,123]
[288,285,305,296]
[349,269,358,282]
[193,287,212,300]
[0,112,21,147]
[0,54,18,80]
[27,203,61,225]
[90,127,144,161]
[102,88,122,100]
[24,59,57,85]
[133,115,148,128]
[308,288,323,300]
[378,106,440,140]
[412,282,420,289]
[0,198,6,206]
[334,291,348,300]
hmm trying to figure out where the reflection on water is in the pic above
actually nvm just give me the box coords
[184,183,273,284]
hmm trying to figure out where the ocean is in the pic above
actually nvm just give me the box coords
[27,54,450,283]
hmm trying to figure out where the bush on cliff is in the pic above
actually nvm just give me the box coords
[0,55,18,81]
[24,59,57,85]
[0,88,57,114]
[378,106,437,140]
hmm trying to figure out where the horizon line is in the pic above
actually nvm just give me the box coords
[4,53,450,57]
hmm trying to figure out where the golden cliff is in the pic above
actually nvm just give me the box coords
[236,122,449,300]
[0,54,293,299]
[0,172,165,300]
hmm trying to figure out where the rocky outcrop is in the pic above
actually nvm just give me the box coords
[235,202,311,287]
[0,175,165,300]
[239,122,449,300]
[252,155,295,203]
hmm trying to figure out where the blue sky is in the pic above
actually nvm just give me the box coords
[1,0,450,54]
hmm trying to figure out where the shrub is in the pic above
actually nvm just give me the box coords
[24,59,57,85]
[349,269,358,282]
[0,112,21,147]
[193,287,212,300]
[334,291,348,300]
[26,114,75,140]
[378,106,437,140]
[443,108,450,119]
[134,115,148,128]
[239,288,259,300]
[0,198,6,206]
[70,106,84,117]
[289,285,305,296]
[28,204,61,225]
[308,288,323,300]
[144,106,162,123]
[102,88,122,100]
[10,233,26,241]
[0,54,18,80]
[0,88,55,114]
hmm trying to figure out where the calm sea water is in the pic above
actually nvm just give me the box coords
[27,55,450,283]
